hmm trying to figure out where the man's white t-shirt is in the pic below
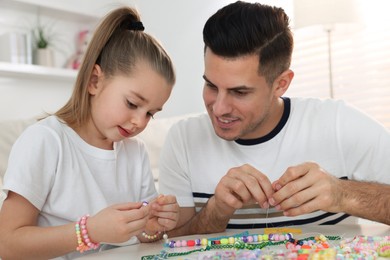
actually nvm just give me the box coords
[159,97,390,228]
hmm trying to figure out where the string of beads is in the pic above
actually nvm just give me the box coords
[164,232,294,248]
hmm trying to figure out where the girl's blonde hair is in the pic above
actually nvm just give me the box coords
[55,7,175,127]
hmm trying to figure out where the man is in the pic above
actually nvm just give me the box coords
[159,1,390,236]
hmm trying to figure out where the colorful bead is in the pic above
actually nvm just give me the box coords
[253,235,258,243]
[163,233,169,244]
[378,242,390,257]
[175,240,181,247]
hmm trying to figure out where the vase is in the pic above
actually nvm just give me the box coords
[33,48,54,67]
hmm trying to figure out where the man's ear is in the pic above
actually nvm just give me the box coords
[272,69,294,97]
[88,64,103,95]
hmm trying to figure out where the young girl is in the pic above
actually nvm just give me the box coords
[0,6,178,260]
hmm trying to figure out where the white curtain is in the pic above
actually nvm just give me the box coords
[287,24,390,129]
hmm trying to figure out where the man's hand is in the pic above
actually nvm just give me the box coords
[214,163,274,217]
[269,162,344,216]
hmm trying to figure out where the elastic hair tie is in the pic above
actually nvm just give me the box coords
[128,21,145,31]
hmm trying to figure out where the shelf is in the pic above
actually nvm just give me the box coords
[2,0,101,24]
[0,62,77,82]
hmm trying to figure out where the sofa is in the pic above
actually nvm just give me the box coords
[0,113,197,208]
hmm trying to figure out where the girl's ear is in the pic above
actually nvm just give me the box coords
[88,64,103,95]
[272,69,294,97]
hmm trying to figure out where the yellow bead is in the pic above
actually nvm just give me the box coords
[201,238,208,246]
[319,234,327,241]
[220,238,228,245]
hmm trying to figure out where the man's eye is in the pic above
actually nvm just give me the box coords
[206,83,217,90]
[234,90,248,96]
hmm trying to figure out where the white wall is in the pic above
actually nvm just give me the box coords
[0,0,291,121]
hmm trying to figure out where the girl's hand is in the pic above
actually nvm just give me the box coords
[86,202,149,244]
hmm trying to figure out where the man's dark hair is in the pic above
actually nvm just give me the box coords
[203,1,293,85]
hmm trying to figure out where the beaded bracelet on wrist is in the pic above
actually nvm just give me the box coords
[75,222,89,253]
[75,215,100,253]
[80,215,100,250]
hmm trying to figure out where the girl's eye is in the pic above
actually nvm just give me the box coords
[126,100,137,109]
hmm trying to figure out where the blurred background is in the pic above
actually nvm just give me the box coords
[0,0,389,129]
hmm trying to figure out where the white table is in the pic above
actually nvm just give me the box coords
[76,223,390,259]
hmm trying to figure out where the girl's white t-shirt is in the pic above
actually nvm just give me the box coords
[3,116,157,259]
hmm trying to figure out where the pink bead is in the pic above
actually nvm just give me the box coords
[247,236,254,243]
[286,242,295,249]
[181,240,187,246]
[175,240,181,247]
[274,234,279,241]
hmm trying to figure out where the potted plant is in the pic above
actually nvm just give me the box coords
[32,20,55,67]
